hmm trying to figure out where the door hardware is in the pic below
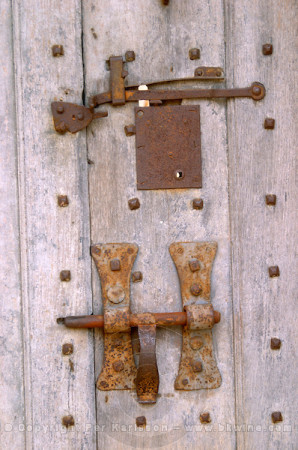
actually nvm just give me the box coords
[58,242,221,403]
[51,54,265,134]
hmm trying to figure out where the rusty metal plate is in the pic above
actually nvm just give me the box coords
[135,105,201,190]
[169,242,222,390]
[91,243,138,390]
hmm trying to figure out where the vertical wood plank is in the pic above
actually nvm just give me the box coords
[83,1,236,448]
[12,0,96,448]
[0,1,25,448]
[225,1,297,448]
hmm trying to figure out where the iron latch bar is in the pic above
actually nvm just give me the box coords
[58,241,221,403]
[51,54,265,134]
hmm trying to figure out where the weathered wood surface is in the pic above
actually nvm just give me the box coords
[83,0,235,448]
[226,1,297,448]
[1,1,296,449]
[0,1,25,448]
[7,0,97,448]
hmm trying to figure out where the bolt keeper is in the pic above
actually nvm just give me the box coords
[185,304,219,330]
[104,308,130,333]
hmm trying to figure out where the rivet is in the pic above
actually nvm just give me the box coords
[124,125,136,136]
[189,258,200,272]
[132,271,143,282]
[192,359,203,372]
[264,118,275,129]
[265,194,276,206]
[57,105,64,114]
[52,45,64,57]
[60,270,71,282]
[110,258,121,271]
[62,415,74,427]
[189,48,200,60]
[182,378,189,386]
[77,112,84,121]
[195,69,203,77]
[262,43,273,55]
[271,412,283,423]
[125,50,136,62]
[192,199,204,210]
[268,266,280,278]
[200,413,211,424]
[190,283,202,296]
[271,338,281,350]
[128,198,140,210]
[252,86,261,96]
[57,195,69,207]
[113,361,124,372]
[107,286,125,304]
[190,335,204,350]
[174,169,184,180]
[136,416,146,427]
[216,70,222,77]
[62,343,73,355]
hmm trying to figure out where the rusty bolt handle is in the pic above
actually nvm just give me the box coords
[58,309,221,329]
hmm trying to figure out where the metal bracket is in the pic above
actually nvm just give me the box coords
[51,54,265,134]
[169,242,221,389]
[58,241,221,403]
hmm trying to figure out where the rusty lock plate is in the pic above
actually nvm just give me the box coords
[169,242,221,390]
[135,105,201,190]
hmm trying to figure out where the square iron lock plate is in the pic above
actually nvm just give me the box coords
[135,105,202,190]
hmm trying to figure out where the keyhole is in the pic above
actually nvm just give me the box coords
[175,170,184,179]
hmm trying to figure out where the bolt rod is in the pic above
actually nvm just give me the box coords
[58,311,221,328]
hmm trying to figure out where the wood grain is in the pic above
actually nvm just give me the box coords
[11,0,96,448]
[225,0,297,448]
[0,1,25,448]
[83,0,235,448]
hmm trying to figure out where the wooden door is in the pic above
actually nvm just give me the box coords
[1,1,296,449]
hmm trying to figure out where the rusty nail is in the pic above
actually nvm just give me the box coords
[216,70,222,77]
[190,283,202,296]
[195,69,203,77]
[262,43,273,55]
[265,194,277,206]
[124,125,136,136]
[57,195,69,207]
[52,45,64,57]
[136,416,146,427]
[192,359,203,373]
[132,271,143,282]
[125,51,135,62]
[271,338,282,350]
[268,266,280,278]
[113,361,124,372]
[62,415,75,427]
[271,412,283,423]
[200,413,211,424]
[62,343,73,355]
[77,112,84,121]
[182,378,189,386]
[189,48,200,60]
[110,258,121,271]
[60,270,71,282]
[57,105,64,114]
[192,199,204,210]
[190,335,204,350]
[252,86,261,96]
[264,118,275,129]
[189,258,200,272]
[128,198,140,210]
